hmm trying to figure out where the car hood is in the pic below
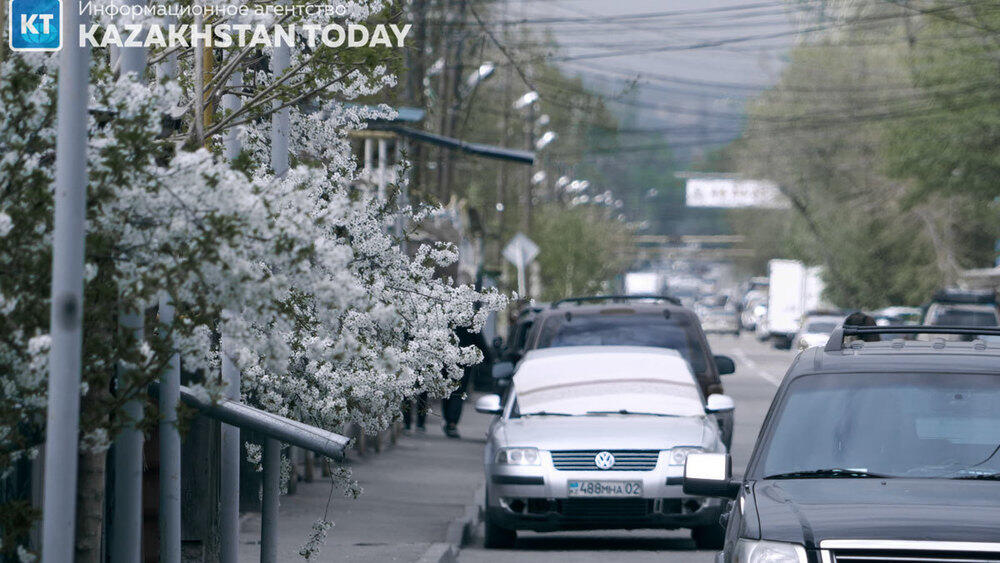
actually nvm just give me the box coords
[752,479,1000,546]
[496,415,716,450]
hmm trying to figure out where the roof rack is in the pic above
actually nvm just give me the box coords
[825,325,1000,352]
[551,294,682,308]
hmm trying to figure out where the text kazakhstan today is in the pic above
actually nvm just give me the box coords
[80,22,412,48]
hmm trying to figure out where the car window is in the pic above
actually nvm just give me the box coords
[509,378,705,418]
[804,321,837,333]
[932,308,998,327]
[533,313,709,374]
[756,373,1000,479]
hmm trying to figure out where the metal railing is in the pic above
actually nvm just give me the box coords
[144,381,349,563]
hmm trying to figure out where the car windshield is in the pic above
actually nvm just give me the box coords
[534,313,709,374]
[511,377,706,418]
[933,308,998,327]
[804,321,837,333]
[757,373,1000,479]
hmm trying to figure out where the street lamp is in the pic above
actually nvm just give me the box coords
[513,90,539,110]
[463,62,496,95]
[535,131,557,150]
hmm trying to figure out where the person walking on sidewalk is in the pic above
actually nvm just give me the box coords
[402,391,428,432]
[442,327,492,439]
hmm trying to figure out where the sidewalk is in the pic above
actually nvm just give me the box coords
[238,402,491,562]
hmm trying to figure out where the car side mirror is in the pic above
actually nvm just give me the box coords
[492,361,514,380]
[474,394,502,415]
[706,393,735,414]
[714,355,736,375]
[683,453,740,499]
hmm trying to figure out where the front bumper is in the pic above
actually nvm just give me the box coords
[486,461,724,532]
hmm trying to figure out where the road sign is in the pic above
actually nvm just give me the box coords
[503,233,539,296]
[503,233,539,267]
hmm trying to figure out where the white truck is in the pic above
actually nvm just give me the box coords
[624,271,662,295]
[765,259,826,349]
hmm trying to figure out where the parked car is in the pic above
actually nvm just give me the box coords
[684,324,1000,562]
[793,313,842,351]
[497,294,737,447]
[477,346,735,549]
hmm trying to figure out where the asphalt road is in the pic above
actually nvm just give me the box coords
[459,333,796,562]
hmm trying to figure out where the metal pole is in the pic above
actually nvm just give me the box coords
[260,438,281,563]
[41,0,89,557]
[111,24,147,563]
[222,70,243,162]
[158,295,181,563]
[112,311,144,563]
[270,35,290,176]
[219,54,244,563]
[219,338,241,563]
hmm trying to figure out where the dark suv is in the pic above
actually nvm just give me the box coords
[684,324,1000,559]
[523,295,733,397]
[492,295,736,446]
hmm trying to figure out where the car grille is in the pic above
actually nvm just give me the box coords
[558,498,653,520]
[550,450,659,471]
[830,550,1000,562]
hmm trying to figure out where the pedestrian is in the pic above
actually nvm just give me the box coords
[442,327,492,439]
[843,311,880,343]
[402,391,428,432]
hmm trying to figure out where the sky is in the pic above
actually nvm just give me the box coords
[514,0,808,161]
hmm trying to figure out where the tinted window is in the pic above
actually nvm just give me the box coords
[804,321,837,333]
[757,373,1000,479]
[933,309,998,327]
[534,313,708,374]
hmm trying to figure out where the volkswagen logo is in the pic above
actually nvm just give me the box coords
[594,451,615,470]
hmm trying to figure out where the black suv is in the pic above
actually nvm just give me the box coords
[684,325,1000,559]
[492,295,737,446]
[522,295,733,396]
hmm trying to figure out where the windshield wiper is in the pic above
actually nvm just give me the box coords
[586,410,682,417]
[763,468,890,480]
[521,411,573,417]
[953,472,1000,480]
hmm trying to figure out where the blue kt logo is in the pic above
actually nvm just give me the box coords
[9,0,62,51]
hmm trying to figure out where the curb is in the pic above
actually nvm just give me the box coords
[418,483,485,563]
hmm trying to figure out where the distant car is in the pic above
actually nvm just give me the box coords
[793,314,841,351]
[478,347,735,549]
[740,297,766,332]
[922,289,1000,342]
[684,324,1000,563]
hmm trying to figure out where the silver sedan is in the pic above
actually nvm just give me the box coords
[476,346,734,549]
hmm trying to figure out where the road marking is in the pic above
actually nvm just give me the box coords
[731,347,782,386]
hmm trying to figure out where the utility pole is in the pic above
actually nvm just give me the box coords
[260,27,290,563]
[111,8,146,561]
[523,102,535,236]
[41,0,89,560]
[219,42,244,563]
[495,0,511,269]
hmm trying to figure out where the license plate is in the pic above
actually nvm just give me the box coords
[567,480,643,497]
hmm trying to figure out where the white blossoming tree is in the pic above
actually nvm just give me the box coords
[0,0,504,558]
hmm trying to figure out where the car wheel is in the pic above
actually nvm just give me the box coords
[483,513,517,549]
[692,523,725,551]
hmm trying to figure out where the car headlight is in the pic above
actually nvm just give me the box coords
[495,447,540,465]
[668,446,704,466]
[735,539,807,563]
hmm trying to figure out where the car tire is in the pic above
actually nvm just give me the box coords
[692,523,725,551]
[483,514,516,549]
